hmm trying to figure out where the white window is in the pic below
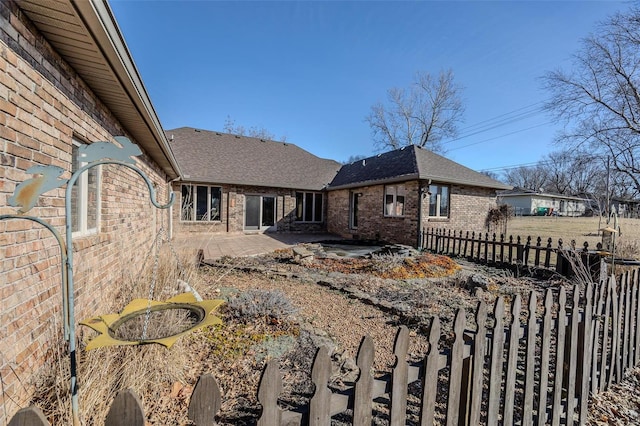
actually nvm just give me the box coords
[71,140,101,237]
[181,184,221,221]
[384,185,405,217]
[295,192,323,222]
[428,184,449,218]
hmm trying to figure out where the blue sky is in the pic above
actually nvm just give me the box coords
[110,1,629,174]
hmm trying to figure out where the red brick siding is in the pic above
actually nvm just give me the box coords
[0,3,170,420]
[328,181,498,246]
[424,184,498,233]
[327,181,421,246]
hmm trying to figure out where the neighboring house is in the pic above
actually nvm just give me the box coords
[498,187,589,217]
[611,197,640,218]
[0,0,180,420]
[166,127,341,235]
[325,145,511,246]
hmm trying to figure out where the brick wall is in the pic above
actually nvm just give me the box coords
[328,181,499,247]
[0,2,170,420]
[171,183,328,235]
[327,181,421,246]
[424,184,498,233]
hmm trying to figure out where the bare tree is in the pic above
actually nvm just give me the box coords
[543,8,640,194]
[365,69,464,153]
[223,116,287,142]
[502,165,548,191]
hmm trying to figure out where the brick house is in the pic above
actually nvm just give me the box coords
[168,129,510,247]
[326,145,511,246]
[166,127,341,235]
[0,0,180,419]
[498,187,589,217]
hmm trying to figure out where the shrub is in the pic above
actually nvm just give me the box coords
[226,289,298,321]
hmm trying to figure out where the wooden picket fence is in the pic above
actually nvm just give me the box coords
[421,227,605,276]
[8,269,640,425]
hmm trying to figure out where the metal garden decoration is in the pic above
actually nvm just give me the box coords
[1,137,224,424]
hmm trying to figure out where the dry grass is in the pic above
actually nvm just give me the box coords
[506,216,640,259]
[30,245,208,425]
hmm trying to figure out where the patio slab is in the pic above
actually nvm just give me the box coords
[172,232,341,261]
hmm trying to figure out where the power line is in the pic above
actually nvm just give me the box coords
[448,121,553,152]
[479,153,605,172]
[443,102,547,145]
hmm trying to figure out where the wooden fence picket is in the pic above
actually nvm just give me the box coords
[420,316,441,426]
[468,301,487,426]
[104,389,145,426]
[446,309,466,426]
[503,294,521,426]
[257,360,282,426]
[537,289,554,426]
[551,287,567,426]
[487,297,505,425]
[566,286,580,424]
[7,407,49,426]
[523,292,537,425]
[390,326,409,426]
[578,282,594,424]
[353,336,374,426]
[188,373,221,426]
[309,346,331,425]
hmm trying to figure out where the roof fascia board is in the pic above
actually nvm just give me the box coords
[70,0,181,179]
[421,175,511,190]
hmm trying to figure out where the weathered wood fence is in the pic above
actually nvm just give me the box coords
[9,269,640,425]
[421,227,604,276]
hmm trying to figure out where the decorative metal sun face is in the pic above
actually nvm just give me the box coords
[80,293,224,349]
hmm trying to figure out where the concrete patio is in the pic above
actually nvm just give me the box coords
[172,232,341,261]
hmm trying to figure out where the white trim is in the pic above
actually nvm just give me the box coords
[71,139,101,238]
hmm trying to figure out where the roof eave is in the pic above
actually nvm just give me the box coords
[71,0,181,180]
[420,174,512,190]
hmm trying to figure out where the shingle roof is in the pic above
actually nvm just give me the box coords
[167,127,341,191]
[329,145,511,190]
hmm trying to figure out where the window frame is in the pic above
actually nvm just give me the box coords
[384,185,406,217]
[71,139,101,238]
[295,191,323,222]
[428,184,450,218]
[180,184,222,222]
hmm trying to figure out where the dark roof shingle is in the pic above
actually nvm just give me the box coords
[329,145,510,190]
[167,127,341,191]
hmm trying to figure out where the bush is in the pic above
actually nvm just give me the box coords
[226,289,298,321]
